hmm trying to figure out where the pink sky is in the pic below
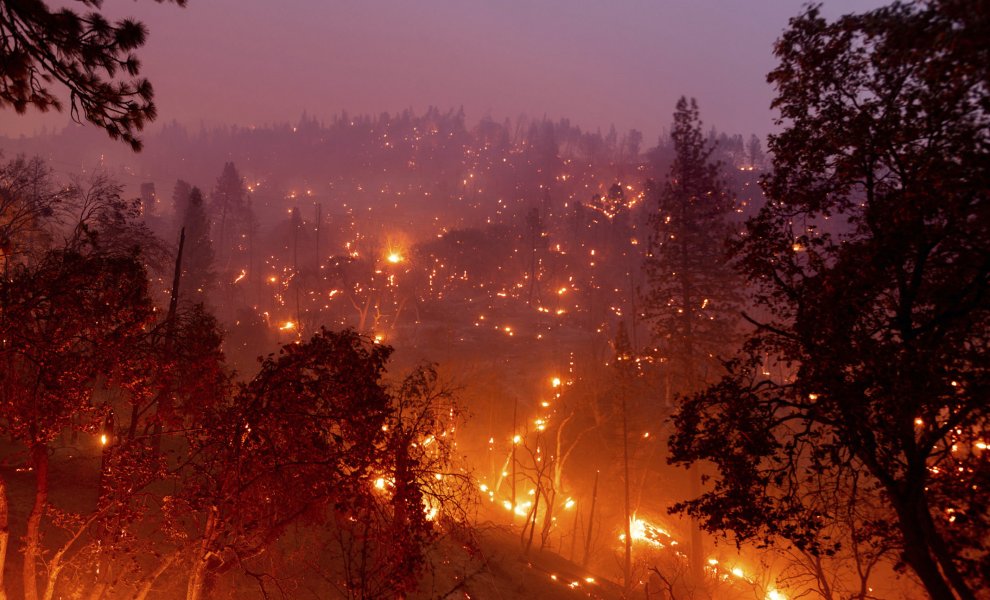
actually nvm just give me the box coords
[4,0,886,142]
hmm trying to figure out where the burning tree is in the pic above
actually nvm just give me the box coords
[670,3,990,600]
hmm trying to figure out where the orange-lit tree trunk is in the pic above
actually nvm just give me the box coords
[133,552,180,600]
[186,506,218,600]
[0,477,8,600]
[151,228,184,451]
[22,442,49,600]
[621,388,632,597]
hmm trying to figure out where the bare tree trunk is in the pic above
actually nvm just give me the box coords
[186,507,218,600]
[23,443,49,600]
[894,496,973,600]
[582,470,599,568]
[152,228,185,451]
[622,390,632,597]
[689,461,703,582]
[539,482,556,551]
[511,397,517,512]
[0,478,8,600]
[132,552,180,600]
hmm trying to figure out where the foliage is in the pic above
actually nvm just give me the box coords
[179,187,215,301]
[0,247,153,446]
[669,3,990,600]
[0,0,186,150]
[0,154,65,264]
[643,97,739,394]
[209,161,253,273]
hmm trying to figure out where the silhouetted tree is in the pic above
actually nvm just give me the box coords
[0,248,153,600]
[209,162,250,272]
[642,97,740,582]
[0,0,186,150]
[171,179,193,234]
[0,154,64,268]
[669,4,990,600]
[180,187,214,301]
[172,328,392,600]
[643,97,739,395]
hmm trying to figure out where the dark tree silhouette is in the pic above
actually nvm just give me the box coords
[0,0,186,150]
[209,162,250,271]
[0,248,154,600]
[173,328,393,600]
[0,154,64,265]
[171,179,193,234]
[642,99,740,580]
[180,187,214,301]
[669,4,990,600]
[643,97,739,396]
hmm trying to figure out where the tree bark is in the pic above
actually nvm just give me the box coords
[0,477,8,600]
[132,552,179,600]
[186,507,218,600]
[894,494,974,600]
[621,389,632,597]
[23,443,49,600]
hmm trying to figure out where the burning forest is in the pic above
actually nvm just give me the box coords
[0,1,987,599]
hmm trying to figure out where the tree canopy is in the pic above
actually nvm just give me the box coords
[0,0,185,150]
[669,3,990,600]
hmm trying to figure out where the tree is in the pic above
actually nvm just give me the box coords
[173,328,393,600]
[0,247,154,600]
[209,162,249,271]
[643,97,739,396]
[180,187,214,301]
[171,179,193,234]
[643,97,740,579]
[0,0,185,150]
[0,154,64,268]
[669,3,989,600]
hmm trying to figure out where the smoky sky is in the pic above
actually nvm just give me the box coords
[6,0,886,141]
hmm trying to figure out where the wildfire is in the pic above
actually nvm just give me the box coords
[620,515,673,548]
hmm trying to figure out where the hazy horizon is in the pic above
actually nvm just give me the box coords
[5,0,886,144]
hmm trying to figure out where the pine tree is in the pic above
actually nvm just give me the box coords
[0,1,186,150]
[181,188,214,301]
[171,179,193,235]
[643,97,739,394]
[643,97,740,581]
[209,162,249,271]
